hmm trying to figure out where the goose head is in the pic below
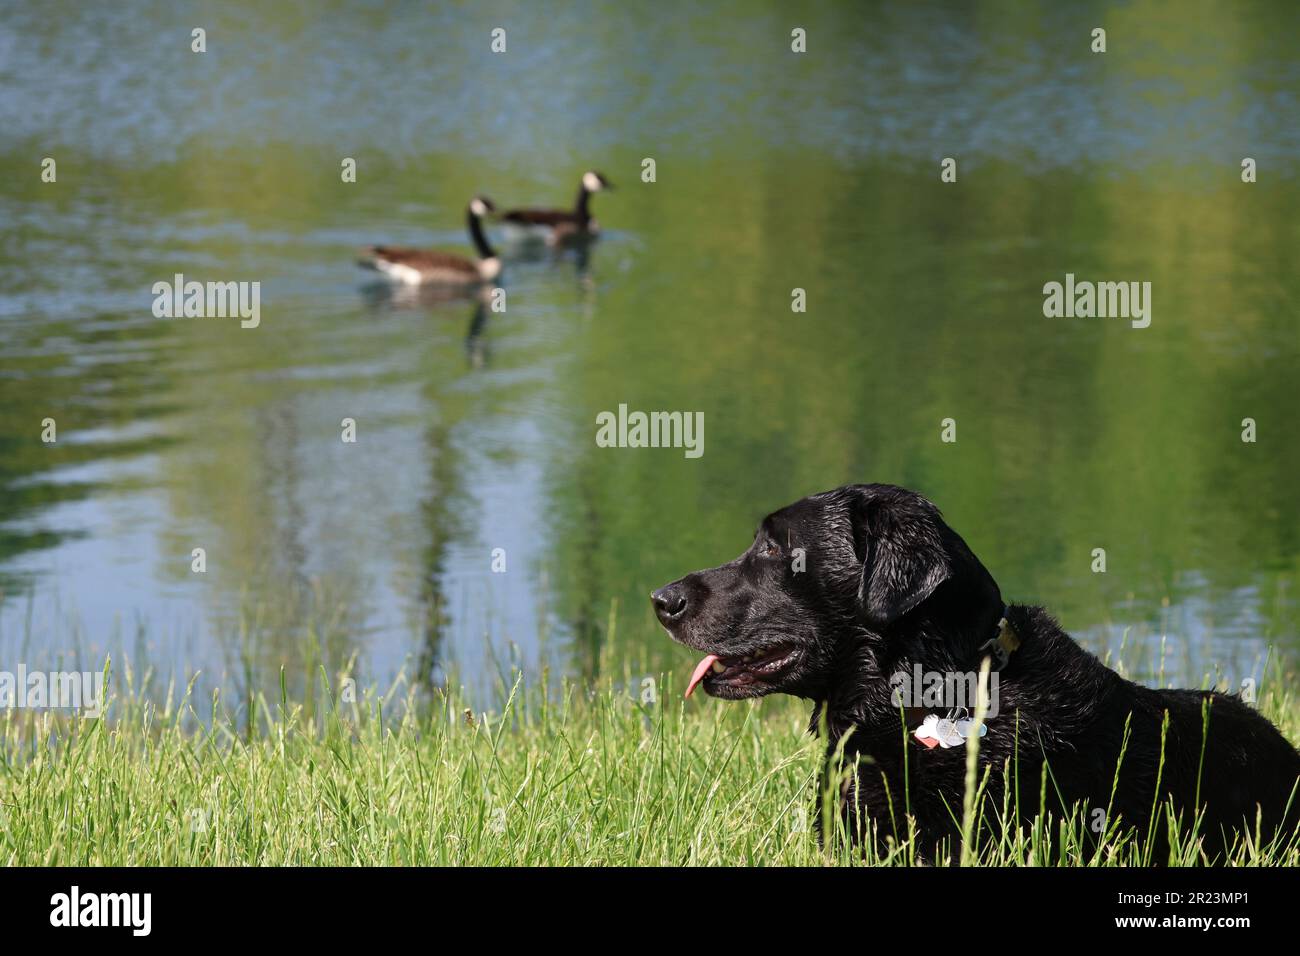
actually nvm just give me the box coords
[582,171,613,193]
[469,195,497,218]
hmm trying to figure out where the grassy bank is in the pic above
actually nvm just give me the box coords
[2,661,1299,866]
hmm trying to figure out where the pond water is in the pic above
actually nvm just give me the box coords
[1,1,1296,703]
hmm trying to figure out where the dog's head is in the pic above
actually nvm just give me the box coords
[652,484,1002,700]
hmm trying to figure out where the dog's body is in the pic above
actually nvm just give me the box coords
[653,484,1300,861]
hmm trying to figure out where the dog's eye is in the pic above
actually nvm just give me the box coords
[760,540,781,558]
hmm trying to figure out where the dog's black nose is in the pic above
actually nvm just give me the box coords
[652,583,688,623]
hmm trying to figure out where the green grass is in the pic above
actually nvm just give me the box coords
[1,658,1299,866]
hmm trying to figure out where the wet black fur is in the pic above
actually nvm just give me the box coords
[653,483,1300,862]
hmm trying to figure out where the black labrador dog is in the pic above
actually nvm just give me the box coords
[652,483,1300,862]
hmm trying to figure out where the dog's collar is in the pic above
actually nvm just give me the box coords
[976,605,1019,670]
[908,608,1018,750]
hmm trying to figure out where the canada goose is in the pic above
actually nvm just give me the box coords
[358,197,501,285]
[500,171,613,245]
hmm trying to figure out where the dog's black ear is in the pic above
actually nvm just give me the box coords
[851,488,952,627]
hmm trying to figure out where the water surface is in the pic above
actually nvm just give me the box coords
[1,1,1297,702]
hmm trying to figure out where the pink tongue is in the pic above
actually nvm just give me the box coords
[685,654,720,699]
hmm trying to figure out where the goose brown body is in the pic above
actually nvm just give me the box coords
[359,197,501,286]
[500,171,612,246]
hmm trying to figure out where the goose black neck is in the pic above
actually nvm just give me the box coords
[467,208,496,260]
[574,184,593,226]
